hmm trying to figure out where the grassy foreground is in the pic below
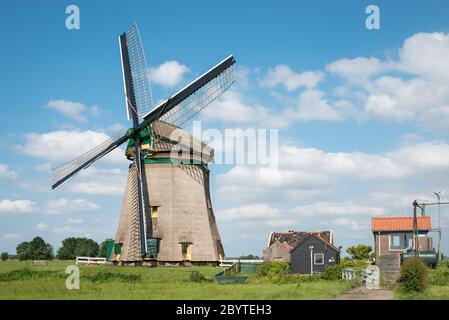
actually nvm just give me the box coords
[395,286,449,300]
[0,260,355,300]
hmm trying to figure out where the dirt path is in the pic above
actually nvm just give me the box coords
[334,286,394,300]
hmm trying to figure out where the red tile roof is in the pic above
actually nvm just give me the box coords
[371,216,432,232]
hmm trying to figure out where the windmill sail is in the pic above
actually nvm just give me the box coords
[120,24,154,121]
[51,129,128,190]
[159,59,235,128]
[140,55,235,129]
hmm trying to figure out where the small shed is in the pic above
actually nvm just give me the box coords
[290,235,340,274]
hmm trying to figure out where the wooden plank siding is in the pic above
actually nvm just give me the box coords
[290,236,339,274]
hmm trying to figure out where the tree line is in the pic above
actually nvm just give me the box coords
[1,236,114,261]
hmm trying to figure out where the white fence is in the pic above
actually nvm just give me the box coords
[75,257,108,265]
[219,259,263,267]
[341,268,357,280]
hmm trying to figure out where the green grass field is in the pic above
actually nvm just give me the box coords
[0,260,356,300]
[395,286,449,300]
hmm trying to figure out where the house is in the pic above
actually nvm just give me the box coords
[263,230,340,274]
[371,216,433,256]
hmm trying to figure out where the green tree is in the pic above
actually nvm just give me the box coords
[57,237,99,260]
[346,244,372,260]
[16,237,53,260]
[1,252,8,261]
[99,239,114,258]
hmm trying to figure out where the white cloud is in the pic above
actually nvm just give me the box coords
[218,203,283,221]
[202,91,295,128]
[67,218,83,224]
[149,61,189,88]
[398,32,449,82]
[202,89,345,128]
[291,202,386,217]
[37,222,49,231]
[52,225,113,238]
[0,164,17,179]
[261,65,323,91]
[327,32,449,128]
[47,100,87,123]
[216,141,449,206]
[17,130,126,164]
[0,200,34,213]
[2,233,24,241]
[332,218,367,231]
[46,100,103,123]
[326,57,387,84]
[33,163,52,173]
[45,198,101,215]
[67,167,127,196]
[217,203,296,228]
[297,90,342,121]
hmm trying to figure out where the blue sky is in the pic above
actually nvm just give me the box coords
[1,0,449,257]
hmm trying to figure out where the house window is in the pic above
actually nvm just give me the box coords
[314,253,324,265]
[146,238,160,259]
[180,242,192,261]
[389,233,413,250]
[151,206,159,218]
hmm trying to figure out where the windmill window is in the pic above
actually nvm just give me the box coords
[181,242,192,261]
[314,253,324,265]
[146,238,160,259]
[151,206,159,218]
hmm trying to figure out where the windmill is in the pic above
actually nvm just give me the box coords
[51,24,236,264]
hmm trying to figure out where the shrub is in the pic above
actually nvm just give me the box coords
[255,261,290,283]
[189,271,207,283]
[438,259,449,269]
[430,267,449,286]
[255,262,271,278]
[1,252,8,261]
[398,257,429,292]
[256,261,290,277]
[321,264,344,281]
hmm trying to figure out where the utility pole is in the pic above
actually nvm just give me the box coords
[413,200,420,257]
[309,246,314,275]
[414,196,448,261]
[434,191,442,261]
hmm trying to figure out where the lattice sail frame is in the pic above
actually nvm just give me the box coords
[51,129,127,187]
[148,63,235,175]
[158,63,235,128]
[126,24,154,120]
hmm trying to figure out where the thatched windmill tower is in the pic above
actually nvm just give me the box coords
[116,120,224,264]
[51,24,235,265]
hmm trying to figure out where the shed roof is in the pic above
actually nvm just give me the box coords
[268,230,333,248]
[371,216,432,232]
[291,234,341,253]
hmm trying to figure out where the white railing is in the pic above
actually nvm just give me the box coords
[75,257,108,265]
[341,268,357,280]
[219,259,263,267]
